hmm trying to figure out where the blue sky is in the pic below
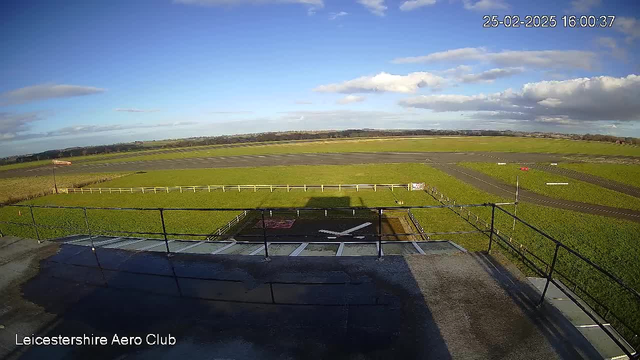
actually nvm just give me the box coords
[1,0,639,157]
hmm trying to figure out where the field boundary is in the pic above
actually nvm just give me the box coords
[59,183,418,194]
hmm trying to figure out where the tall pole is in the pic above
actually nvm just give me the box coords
[513,175,519,231]
[52,162,59,194]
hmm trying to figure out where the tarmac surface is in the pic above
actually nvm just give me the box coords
[0,152,593,178]
[0,238,603,360]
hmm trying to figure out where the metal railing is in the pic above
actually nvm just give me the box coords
[59,183,415,194]
[0,202,638,358]
[206,210,248,240]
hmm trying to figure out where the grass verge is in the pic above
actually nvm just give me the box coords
[459,162,640,211]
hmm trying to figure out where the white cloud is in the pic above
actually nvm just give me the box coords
[357,0,387,16]
[399,74,640,123]
[614,17,640,43]
[115,108,160,113]
[392,47,596,70]
[459,67,525,83]
[337,95,366,104]
[462,0,508,11]
[0,112,43,140]
[399,0,436,11]
[595,37,627,60]
[329,11,348,20]
[314,72,446,94]
[568,0,600,12]
[440,65,474,77]
[1,84,105,106]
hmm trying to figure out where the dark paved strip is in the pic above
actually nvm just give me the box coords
[0,152,571,178]
[430,163,640,223]
[532,165,640,199]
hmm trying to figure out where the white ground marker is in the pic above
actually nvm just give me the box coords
[211,242,236,255]
[412,241,426,255]
[175,241,206,253]
[290,243,308,257]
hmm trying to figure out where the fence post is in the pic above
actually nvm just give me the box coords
[391,184,394,192]
[287,185,290,192]
[180,186,183,193]
[539,243,560,306]
[356,184,359,192]
[488,204,496,253]
[261,210,270,261]
[29,206,41,243]
[238,185,241,192]
[321,185,324,192]
[377,208,383,259]
[208,185,211,193]
[159,209,171,256]
[270,185,273,193]
[374,184,377,192]
[82,207,94,249]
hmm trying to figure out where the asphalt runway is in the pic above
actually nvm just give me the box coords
[0,151,577,178]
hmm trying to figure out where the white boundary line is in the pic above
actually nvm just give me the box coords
[93,237,123,247]
[336,243,345,256]
[64,236,92,244]
[103,238,146,249]
[137,240,173,251]
[211,242,236,255]
[249,244,267,256]
[447,241,468,253]
[412,241,426,255]
[176,241,206,253]
[290,243,308,257]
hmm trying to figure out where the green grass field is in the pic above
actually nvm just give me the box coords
[560,163,640,188]
[63,136,640,166]
[0,173,131,205]
[3,136,639,173]
[459,162,640,211]
[1,162,638,338]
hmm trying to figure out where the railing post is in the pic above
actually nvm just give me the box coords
[83,207,94,249]
[159,209,171,256]
[539,243,560,306]
[29,205,41,243]
[488,204,496,253]
[377,208,383,260]
[261,210,270,261]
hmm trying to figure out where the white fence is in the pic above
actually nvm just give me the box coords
[60,183,417,194]
[207,210,248,240]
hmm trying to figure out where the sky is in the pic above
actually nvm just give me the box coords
[1,0,640,157]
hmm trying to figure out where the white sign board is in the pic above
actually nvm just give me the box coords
[411,182,425,191]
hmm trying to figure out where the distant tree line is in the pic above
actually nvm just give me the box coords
[2,129,637,165]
